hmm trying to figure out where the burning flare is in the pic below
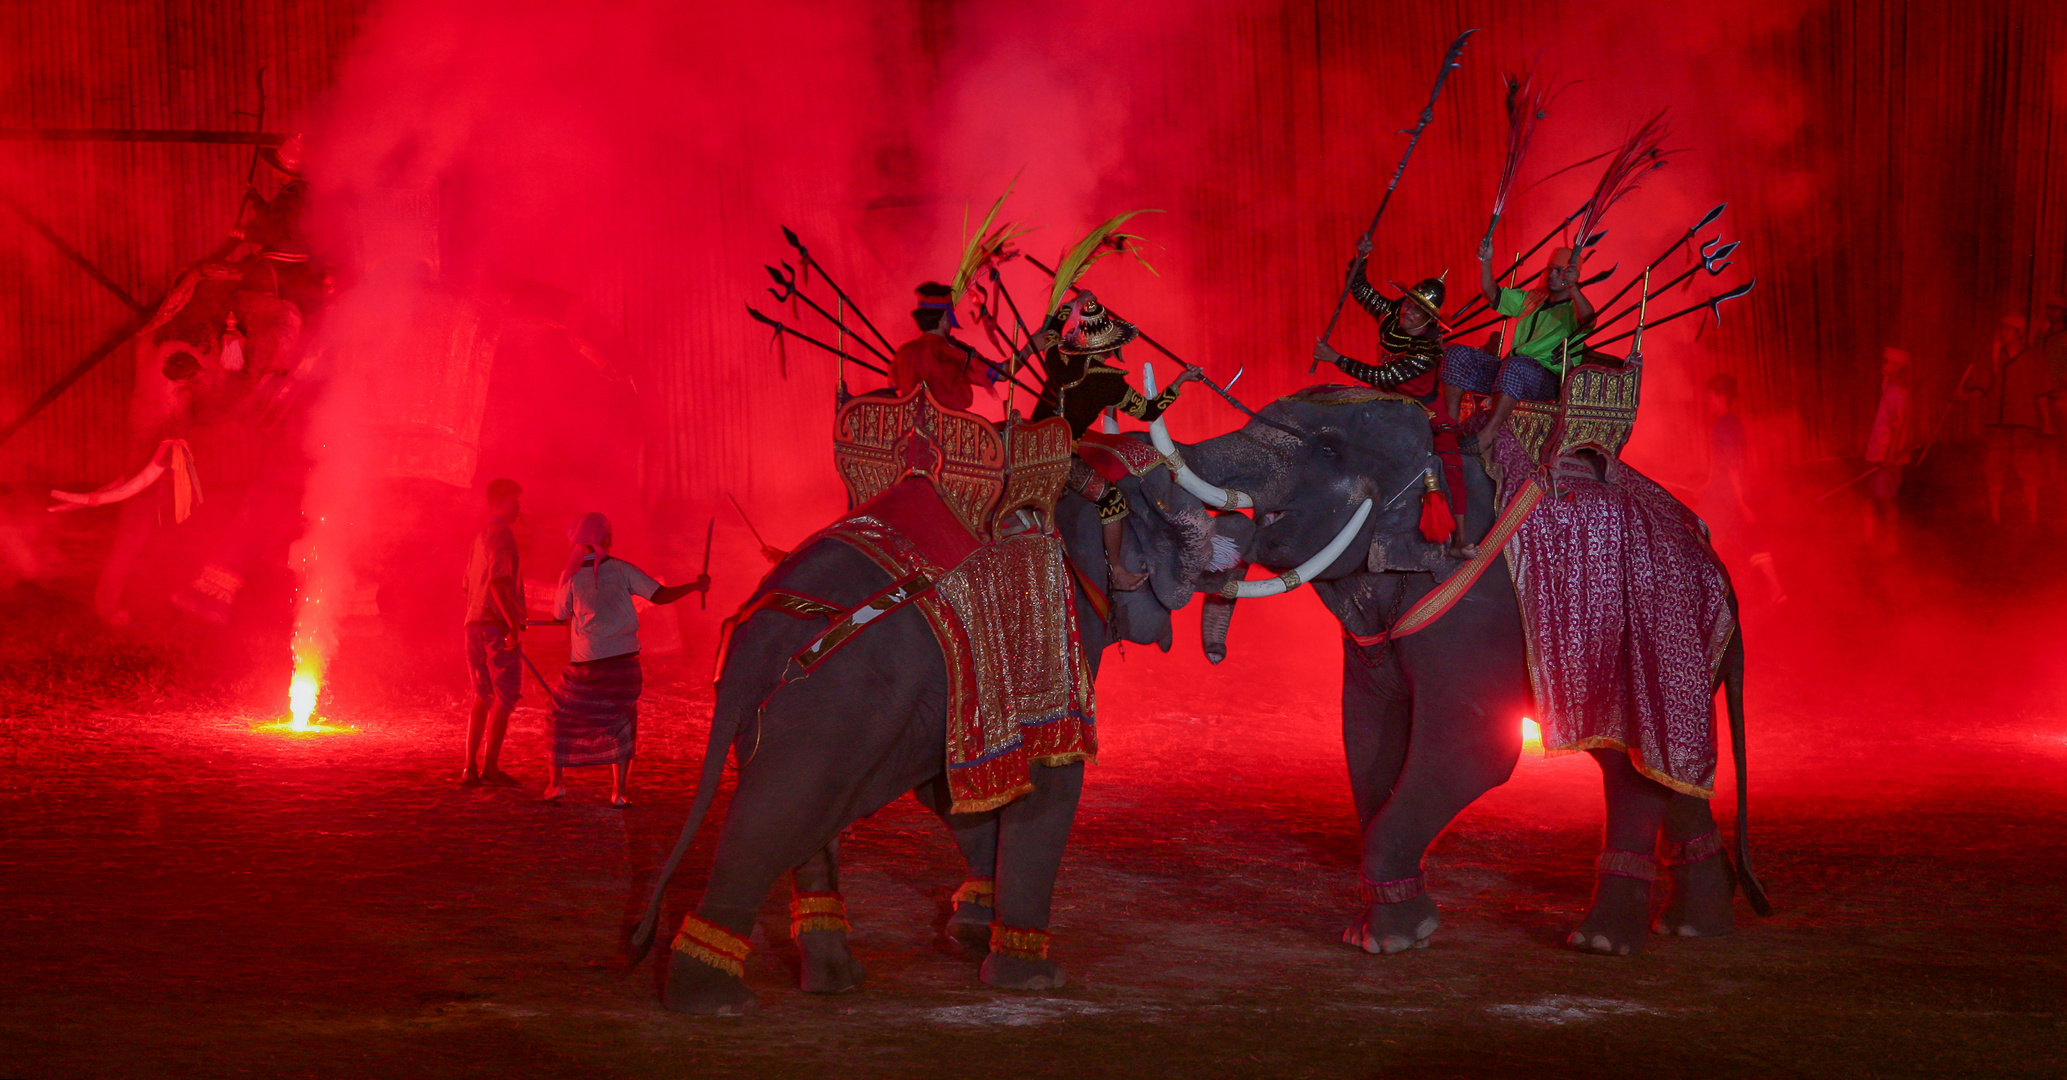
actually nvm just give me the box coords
[1521,717,1543,756]
[288,665,319,731]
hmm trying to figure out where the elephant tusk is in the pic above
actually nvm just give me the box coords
[1219,498,1372,599]
[48,440,173,511]
[1143,360,1255,511]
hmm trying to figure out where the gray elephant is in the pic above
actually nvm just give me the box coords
[1169,388,1765,957]
[628,451,1262,1015]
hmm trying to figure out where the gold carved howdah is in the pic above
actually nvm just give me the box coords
[833,387,1074,540]
[1505,361,1643,469]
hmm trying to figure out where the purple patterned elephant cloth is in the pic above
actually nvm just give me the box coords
[1488,430,1736,797]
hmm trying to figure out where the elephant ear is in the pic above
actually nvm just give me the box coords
[1366,525,1458,574]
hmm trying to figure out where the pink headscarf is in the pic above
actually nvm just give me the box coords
[561,512,612,590]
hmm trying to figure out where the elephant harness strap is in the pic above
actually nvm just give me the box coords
[1344,478,1544,648]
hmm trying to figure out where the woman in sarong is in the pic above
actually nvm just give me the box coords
[545,513,707,806]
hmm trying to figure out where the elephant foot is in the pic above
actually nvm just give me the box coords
[979,951,1067,991]
[1567,871,1653,956]
[939,902,993,960]
[662,950,758,1016]
[1343,893,1439,954]
[1654,855,1735,938]
[796,929,866,994]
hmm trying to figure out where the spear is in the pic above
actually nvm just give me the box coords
[1589,239,1737,335]
[766,263,893,366]
[727,493,786,564]
[697,517,713,611]
[1317,29,1476,353]
[780,226,896,355]
[1631,267,1654,358]
[745,305,889,378]
[1589,280,1754,348]
[1590,203,1726,316]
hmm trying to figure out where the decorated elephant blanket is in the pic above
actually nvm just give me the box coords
[821,479,1097,814]
[1487,430,1735,798]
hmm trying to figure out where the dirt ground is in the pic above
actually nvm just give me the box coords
[2,500,2063,1079]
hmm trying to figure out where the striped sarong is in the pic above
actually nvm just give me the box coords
[549,653,641,767]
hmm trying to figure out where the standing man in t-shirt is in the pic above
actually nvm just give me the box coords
[461,478,526,786]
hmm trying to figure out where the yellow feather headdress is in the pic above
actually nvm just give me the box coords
[1045,209,1162,319]
[950,177,1037,306]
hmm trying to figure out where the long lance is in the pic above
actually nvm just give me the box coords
[697,517,713,612]
[1316,29,1475,360]
[766,263,893,366]
[1021,254,1268,422]
[1589,240,1737,335]
[1590,203,1726,316]
[780,226,896,356]
[1589,280,1754,348]
[1443,262,1617,343]
[746,306,889,378]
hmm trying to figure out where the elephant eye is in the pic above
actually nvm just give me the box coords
[1317,441,1339,459]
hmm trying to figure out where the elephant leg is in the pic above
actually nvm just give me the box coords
[665,685,938,1014]
[1341,646,1412,833]
[1654,790,1734,938]
[979,761,1084,991]
[1568,749,1673,955]
[790,839,865,994]
[1347,684,1521,955]
[94,497,158,626]
[912,775,998,958]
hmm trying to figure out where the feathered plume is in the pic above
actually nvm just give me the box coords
[1568,111,1677,261]
[950,176,1037,306]
[1046,209,1163,319]
[1488,71,1554,234]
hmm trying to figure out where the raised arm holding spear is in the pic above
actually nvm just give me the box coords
[1311,29,1476,373]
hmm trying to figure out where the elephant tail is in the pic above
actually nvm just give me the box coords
[626,689,742,967]
[1720,619,1772,916]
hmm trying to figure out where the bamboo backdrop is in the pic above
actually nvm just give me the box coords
[3,0,2062,522]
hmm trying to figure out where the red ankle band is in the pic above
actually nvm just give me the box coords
[789,891,850,937]
[988,923,1051,961]
[671,913,752,977]
[951,877,996,907]
[1359,873,1427,905]
[1596,849,1659,883]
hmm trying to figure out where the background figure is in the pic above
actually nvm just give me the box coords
[461,478,526,787]
[1863,347,1917,551]
[544,512,706,807]
[1961,314,2053,528]
[1699,375,1786,604]
[2041,297,2067,493]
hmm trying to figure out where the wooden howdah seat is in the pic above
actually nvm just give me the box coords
[832,385,1075,542]
[1504,357,1643,488]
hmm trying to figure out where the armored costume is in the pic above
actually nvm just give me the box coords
[1331,255,1448,400]
[1033,296,1182,524]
